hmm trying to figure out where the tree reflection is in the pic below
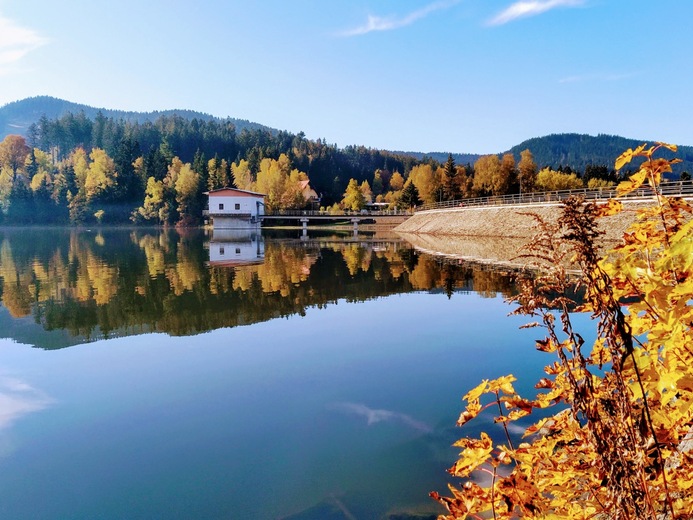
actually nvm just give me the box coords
[0,229,521,348]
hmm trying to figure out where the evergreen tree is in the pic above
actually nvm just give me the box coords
[398,180,420,209]
[442,153,459,200]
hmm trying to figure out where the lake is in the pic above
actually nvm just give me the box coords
[0,227,568,519]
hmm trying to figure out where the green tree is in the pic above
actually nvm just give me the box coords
[398,179,420,209]
[442,153,459,200]
[372,169,384,195]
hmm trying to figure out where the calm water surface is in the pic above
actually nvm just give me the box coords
[0,227,568,519]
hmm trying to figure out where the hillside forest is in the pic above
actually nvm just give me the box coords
[0,111,689,225]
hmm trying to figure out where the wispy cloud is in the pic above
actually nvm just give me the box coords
[329,402,432,433]
[0,14,48,75]
[488,0,585,26]
[559,71,640,84]
[339,0,461,37]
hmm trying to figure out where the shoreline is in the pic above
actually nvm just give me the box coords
[394,200,663,270]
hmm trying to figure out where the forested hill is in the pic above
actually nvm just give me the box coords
[0,96,274,138]
[392,151,481,166]
[508,133,693,174]
[3,97,692,174]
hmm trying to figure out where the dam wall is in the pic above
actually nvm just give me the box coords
[395,200,655,242]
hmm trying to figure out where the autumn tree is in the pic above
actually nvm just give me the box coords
[500,152,516,194]
[359,180,373,205]
[473,154,511,196]
[231,159,253,191]
[85,148,117,203]
[254,154,310,212]
[517,148,537,194]
[174,162,201,225]
[534,167,584,191]
[341,178,365,211]
[389,171,404,192]
[135,176,166,223]
[409,164,439,205]
[0,135,30,179]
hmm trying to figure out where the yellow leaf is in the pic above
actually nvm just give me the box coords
[656,141,678,152]
[616,169,648,196]
[596,198,623,217]
[615,143,646,170]
[464,380,489,403]
[488,374,517,395]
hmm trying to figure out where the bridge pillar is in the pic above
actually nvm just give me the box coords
[300,218,309,237]
[351,218,360,236]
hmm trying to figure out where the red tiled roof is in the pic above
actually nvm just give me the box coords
[206,188,266,198]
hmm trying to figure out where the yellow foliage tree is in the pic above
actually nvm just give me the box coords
[534,167,583,191]
[85,148,117,201]
[231,159,253,191]
[409,164,439,205]
[390,171,405,192]
[433,143,693,519]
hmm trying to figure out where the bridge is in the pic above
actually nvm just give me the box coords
[262,210,411,233]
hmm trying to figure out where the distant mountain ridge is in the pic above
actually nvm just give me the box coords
[508,133,693,174]
[0,95,274,138]
[1,96,692,174]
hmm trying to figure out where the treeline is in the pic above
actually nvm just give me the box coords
[1,110,689,225]
[335,149,636,211]
[0,111,421,224]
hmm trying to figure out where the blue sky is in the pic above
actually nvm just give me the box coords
[0,0,691,154]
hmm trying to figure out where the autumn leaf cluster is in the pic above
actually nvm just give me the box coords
[433,143,693,519]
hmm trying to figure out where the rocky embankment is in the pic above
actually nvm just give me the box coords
[394,200,656,268]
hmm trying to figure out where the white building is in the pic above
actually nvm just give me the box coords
[205,188,266,229]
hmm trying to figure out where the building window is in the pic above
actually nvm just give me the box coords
[219,203,224,210]
[235,248,241,254]
[235,203,241,210]
[219,247,225,255]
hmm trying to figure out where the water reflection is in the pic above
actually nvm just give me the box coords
[209,229,265,267]
[0,228,557,520]
[0,228,520,348]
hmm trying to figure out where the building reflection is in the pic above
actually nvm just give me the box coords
[208,229,265,267]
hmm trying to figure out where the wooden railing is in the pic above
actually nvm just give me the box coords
[415,181,693,212]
